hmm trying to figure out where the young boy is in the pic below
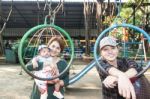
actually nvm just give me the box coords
[32,44,64,99]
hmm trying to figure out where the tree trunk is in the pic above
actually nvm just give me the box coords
[84,2,93,56]
[96,1,103,34]
[0,0,4,56]
[85,15,91,56]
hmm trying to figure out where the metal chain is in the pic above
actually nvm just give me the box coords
[43,0,63,24]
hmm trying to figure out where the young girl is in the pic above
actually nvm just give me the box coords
[96,36,150,99]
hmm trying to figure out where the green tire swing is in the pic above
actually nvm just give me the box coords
[18,22,74,81]
[94,23,150,78]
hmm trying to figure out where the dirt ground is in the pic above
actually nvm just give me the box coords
[0,65,33,99]
[0,64,150,99]
[0,64,102,99]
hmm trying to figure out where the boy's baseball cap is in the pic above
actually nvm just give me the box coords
[99,36,118,50]
[38,45,47,52]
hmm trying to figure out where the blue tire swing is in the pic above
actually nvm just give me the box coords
[94,23,150,77]
[18,15,75,81]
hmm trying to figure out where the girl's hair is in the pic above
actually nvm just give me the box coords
[47,36,65,52]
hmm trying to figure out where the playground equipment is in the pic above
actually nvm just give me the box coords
[134,34,147,62]
[18,23,150,85]
[18,0,150,85]
[18,0,75,81]
[110,28,147,67]
[94,0,150,77]
[94,23,150,77]
[18,18,74,80]
[70,23,150,84]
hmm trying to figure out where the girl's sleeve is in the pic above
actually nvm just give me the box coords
[26,56,39,71]
[57,60,69,86]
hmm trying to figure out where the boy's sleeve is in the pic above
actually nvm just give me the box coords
[99,60,113,73]
[126,59,143,72]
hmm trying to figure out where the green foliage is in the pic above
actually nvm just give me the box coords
[109,27,124,40]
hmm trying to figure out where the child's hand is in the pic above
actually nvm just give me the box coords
[50,63,57,68]
[59,80,64,86]
[33,62,38,68]
[38,87,46,94]
[103,75,117,88]
[32,58,38,68]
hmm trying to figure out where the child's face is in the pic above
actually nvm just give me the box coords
[100,46,118,62]
[39,48,50,58]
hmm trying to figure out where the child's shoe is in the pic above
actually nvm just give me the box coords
[53,91,64,99]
